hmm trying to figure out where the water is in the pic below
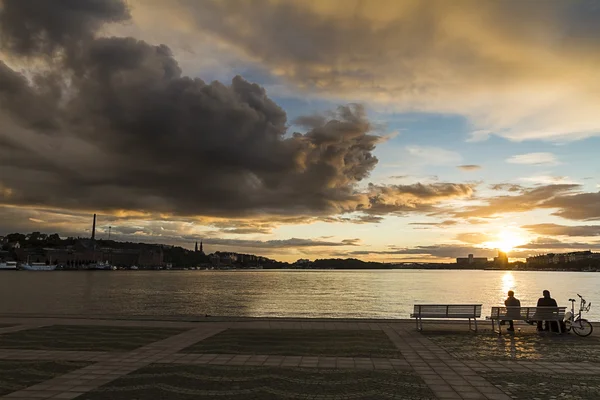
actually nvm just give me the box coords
[0,270,599,320]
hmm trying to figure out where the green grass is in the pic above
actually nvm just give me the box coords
[80,363,434,400]
[0,325,187,351]
[182,329,401,358]
[0,360,89,396]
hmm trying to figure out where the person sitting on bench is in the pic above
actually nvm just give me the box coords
[501,290,521,331]
[536,290,559,331]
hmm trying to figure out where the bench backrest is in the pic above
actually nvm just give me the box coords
[489,306,566,320]
[413,304,482,317]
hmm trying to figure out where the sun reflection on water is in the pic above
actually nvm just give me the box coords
[502,272,515,295]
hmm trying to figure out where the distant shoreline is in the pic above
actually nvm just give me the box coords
[2,267,599,272]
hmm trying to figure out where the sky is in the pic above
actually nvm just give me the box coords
[1,0,600,263]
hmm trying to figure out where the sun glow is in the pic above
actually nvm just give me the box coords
[484,229,527,253]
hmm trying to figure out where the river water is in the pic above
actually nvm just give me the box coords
[0,270,598,320]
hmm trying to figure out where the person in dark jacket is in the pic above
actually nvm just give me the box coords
[536,290,558,331]
[502,290,521,331]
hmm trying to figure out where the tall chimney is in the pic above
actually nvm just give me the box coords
[91,214,96,240]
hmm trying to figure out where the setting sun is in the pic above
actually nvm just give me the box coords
[484,229,527,253]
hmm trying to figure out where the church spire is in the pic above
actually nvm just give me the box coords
[195,241,198,252]
[200,241,204,254]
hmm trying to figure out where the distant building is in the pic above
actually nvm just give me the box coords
[294,259,311,267]
[17,241,164,268]
[494,251,509,266]
[456,254,488,266]
[527,250,600,266]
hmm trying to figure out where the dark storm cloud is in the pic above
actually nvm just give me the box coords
[0,0,129,56]
[522,223,600,237]
[0,0,476,225]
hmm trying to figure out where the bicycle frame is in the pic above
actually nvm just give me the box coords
[567,294,591,323]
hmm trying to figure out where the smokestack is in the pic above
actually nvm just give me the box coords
[91,214,96,240]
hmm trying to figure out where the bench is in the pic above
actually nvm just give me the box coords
[411,304,482,331]
[487,306,567,334]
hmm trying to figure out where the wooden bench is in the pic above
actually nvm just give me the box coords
[487,306,567,334]
[411,304,482,331]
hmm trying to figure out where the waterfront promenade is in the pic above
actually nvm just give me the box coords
[0,316,598,399]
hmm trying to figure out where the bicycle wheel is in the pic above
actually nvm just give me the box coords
[572,319,593,337]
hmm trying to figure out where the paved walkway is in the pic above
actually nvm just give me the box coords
[0,318,597,399]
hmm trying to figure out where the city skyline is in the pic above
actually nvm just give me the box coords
[1,0,600,262]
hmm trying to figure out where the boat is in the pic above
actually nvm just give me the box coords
[89,261,116,270]
[0,261,17,270]
[21,262,57,271]
[130,265,139,270]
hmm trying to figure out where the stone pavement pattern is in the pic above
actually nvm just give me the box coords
[0,317,597,399]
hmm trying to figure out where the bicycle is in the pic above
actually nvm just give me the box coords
[564,294,593,337]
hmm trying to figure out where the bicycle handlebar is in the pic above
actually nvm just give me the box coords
[577,293,583,298]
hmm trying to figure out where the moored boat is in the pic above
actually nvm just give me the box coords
[21,262,57,271]
[0,261,17,270]
[89,261,117,270]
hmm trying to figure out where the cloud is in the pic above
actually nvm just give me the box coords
[516,237,600,251]
[466,130,492,143]
[151,0,600,142]
[409,220,458,228]
[349,240,600,260]
[506,153,559,166]
[0,0,130,56]
[522,223,600,237]
[519,175,577,185]
[542,191,600,221]
[452,184,581,218]
[0,0,478,230]
[0,2,396,221]
[406,146,462,166]
[455,232,493,244]
[490,183,524,192]
[348,245,499,260]
[204,237,361,249]
[363,182,474,216]
[457,165,481,171]
[452,183,600,221]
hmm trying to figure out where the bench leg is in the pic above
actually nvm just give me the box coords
[492,319,501,335]
[415,317,419,331]
[474,318,478,332]
[419,317,423,332]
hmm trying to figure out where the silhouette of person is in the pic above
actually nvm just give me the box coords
[536,290,558,331]
[502,290,521,331]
